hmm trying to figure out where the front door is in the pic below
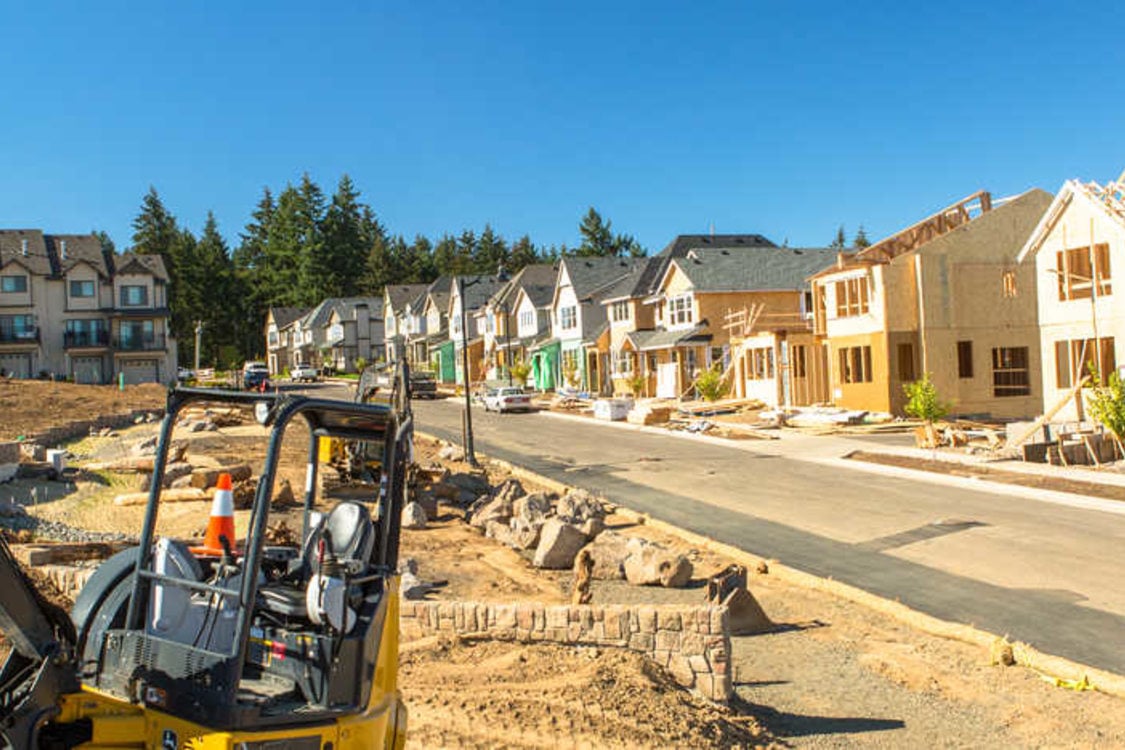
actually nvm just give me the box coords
[656,361,678,398]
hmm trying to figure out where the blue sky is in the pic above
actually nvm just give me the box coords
[1,1,1122,253]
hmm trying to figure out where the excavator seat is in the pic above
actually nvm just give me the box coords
[258,501,375,619]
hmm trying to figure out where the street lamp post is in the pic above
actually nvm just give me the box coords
[503,300,513,387]
[457,275,478,467]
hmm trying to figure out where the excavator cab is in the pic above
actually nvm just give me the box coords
[0,364,413,749]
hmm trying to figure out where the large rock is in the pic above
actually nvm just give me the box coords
[580,516,606,541]
[492,477,526,505]
[402,501,428,530]
[555,490,605,524]
[624,545,694,588]
[190,464,253,489]
[484,519,514,546]
[447,471,491,497]
[468,495,512,530]
[413,488,439,519]
[438,444,463,462]
[19,442,46,462]
[507,516,542,550]
[139,461,194,491]
[577,531,646,580]
[533,519,588,569]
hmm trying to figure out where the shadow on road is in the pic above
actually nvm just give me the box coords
[734,697,906,739]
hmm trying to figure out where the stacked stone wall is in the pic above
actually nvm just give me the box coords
[401,600,732,701]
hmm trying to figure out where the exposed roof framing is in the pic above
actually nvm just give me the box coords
[857,190,992,264]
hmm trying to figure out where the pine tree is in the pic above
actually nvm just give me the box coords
[612,233,645,257]
[401,235,437,283]
[830,225,847,250]
[295,174,331,304]
[853,225,871,249]
[433,234,458,276]
[233,188,276,358]
[474,224,509,275]
[180,213,239,365]
[454,230,477,275]
[577,208,614,256]
[509,234,540,270]
[264,185,307,306]
[131,187,178,260]
[92,230,115,256]
[322,175,370,296]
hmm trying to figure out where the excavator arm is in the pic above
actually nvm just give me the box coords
[0,536,79,749]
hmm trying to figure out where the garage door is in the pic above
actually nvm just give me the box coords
[72,357,104,385]
[0,353,32,379]
[120,359,159,385]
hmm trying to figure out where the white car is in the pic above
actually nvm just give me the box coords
[290,364,319,382]
[484,386,533,413]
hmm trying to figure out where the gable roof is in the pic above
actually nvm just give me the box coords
[455,274,507,312]
[385,283,430,312]
[1018,179,1124,263]
[488,263,559,310]
[667,246,838,293]
[269,306,309,329]
[115,252,169,280]
[50,234,111,278]
[632,234,777,301]
[300,296,384,329]
[0,230,54,276]
[560,256,646,300]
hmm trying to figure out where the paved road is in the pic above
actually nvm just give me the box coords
[404,397,1125,676]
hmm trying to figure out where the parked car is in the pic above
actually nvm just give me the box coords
[176,367,194,381]
[409,371,439,399]
[483,386,532,413]
[290,364,319,383]
[242,361,270,391]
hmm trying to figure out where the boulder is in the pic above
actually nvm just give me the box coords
[274,478,297,506]
[19,442,46,462]
[508,516,542,550]
[190,464,253,489]
[579,516,606,541]
[430,481,461,502]
[513,491,552,522]
[447,471,490,497]
[438,444,463,462]
[492,477,526,505]
[468,496,512,530]
[576,531,644,580]
[413,488,439,519]
[533,519,588,569]
[140,461,194,491]
[484,519,514,546]
[130,435,159,456]
[555,490,605,524]
[624,545,693,588]
[402,501,428,530]
[170,475,194,489]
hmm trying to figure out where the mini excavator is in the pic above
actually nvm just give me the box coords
[0,364,416,749]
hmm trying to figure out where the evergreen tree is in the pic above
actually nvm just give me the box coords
[179,213,238,365]
[295,174,331,304]
[233,188,276,358]
[577,208,614,256]
[131,187,178,260]
[321,175,370,296]
[433,234,458,276]
[509,234,540,270]
[265,185,311,306]
[830,225,847,250]
[474,224,509,275]
[92,230,115,256]
[402,235,437,283]
[454,230,477,275]
[612,233,646,258]
[853,225,871,249]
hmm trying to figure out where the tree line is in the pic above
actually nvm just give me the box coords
[120,174,645,367]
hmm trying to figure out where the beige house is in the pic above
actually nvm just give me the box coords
[265,307,308,375]
[1017,175,1125,422]
[811,188,1051,417]
[0,230,176,384]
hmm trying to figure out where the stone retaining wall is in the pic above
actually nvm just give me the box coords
[26,408,162,448]
[401,600,733,701]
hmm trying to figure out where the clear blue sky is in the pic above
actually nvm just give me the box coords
[1,1,1121,254]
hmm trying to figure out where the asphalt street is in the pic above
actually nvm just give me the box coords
[404,396,1125,676]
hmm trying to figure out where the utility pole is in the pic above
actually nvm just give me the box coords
[458,277,478,467]
[194,320,203,373]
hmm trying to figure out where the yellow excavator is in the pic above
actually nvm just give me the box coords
[0,365,415,749]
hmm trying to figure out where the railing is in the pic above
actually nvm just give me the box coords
[64,330,110,348]
[113,334,166,352]
[0,328,38,344]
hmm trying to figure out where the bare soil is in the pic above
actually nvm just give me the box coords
[0,379,166,441]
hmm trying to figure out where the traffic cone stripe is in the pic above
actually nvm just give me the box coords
[191,472,236,556]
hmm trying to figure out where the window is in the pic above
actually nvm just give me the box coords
[1,275,28,293]
[69,280,95,298]
[1001,270,1017,298]
[612,350,633,375]
[838,345,873,384]
[0,315,36,341]
[992,347,1031,397]
[792,344,808,378]
[1054,337,1115,388]
[485,317,494,334]
[268,330,279,346]
[710,346,728,370]
[668,294,694,326]
[520,310,534,329]
[957,341,973,379]
[561,349,579,378]
[803,290,814,318]
[834,276,870,317]
[120,285,148,306]
[65,318,106,346]
[610,301,630,322]
[746,347,774,380]
[560,306,577,330]
[1056,244,1112,301]
[897,343,916,382]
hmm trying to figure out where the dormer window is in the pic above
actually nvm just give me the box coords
[1,275,28,294]
[70,280,95,298]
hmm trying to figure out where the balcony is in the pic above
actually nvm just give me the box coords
[0,328,38,345]
[64,330,110,349]
[113,334,166,352]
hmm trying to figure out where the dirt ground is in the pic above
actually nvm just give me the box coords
[0,378,166,441]
[4,384,1125,748]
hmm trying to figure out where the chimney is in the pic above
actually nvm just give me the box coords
[20,239,28,256]
[60,239,68,260]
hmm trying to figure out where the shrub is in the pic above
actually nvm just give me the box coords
[510,359,532,387]
[562,360,581,389]
[354,356,368,372]
[627,373,647,398]
[903,373,950,422]
[693,364,729,402]
[1086,369,1125,440]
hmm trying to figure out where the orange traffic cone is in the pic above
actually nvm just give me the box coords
[191,473,236,556]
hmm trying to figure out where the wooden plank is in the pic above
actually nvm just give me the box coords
[11,541,127,566]
[113,487,209,506]
[1008,375,1089,449]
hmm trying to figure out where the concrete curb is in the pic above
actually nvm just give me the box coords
[417,428,1125,700]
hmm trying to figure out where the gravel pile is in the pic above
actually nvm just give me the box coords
[0,504,135,544]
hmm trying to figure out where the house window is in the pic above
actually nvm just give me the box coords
[897,343,916,382]
[119,320,156,349]
[792,344,808,378]
[120,285,148,307]
[992,347,1031,397]
[485,317,494,334]
[0,315,36,341]
[668,295,694,326]
[520,310,534,329]
[747,347,775,380]
[65,318,106,346]
[268,330,279,346]
[1055,337,1115,388]
[1,275,28,293]
[560,306,577,330]
[612,350,633,375]
[838,345,873,384]
[1001,270,1017,298]
[69,280,95,298]
[611,301,630,322]
[561,349,580,381]
[1056,244,1111,301]
[957,341,973,378]
[834,277,870,317]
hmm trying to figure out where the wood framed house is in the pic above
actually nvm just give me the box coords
[1017,175,1125,422]
[812,188,1051,417]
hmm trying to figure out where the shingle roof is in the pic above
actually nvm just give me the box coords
[302,296,384,329]
[385,283,429,312]
[634,234,776,299]
[561,256,646,299]
[115,252,169,281]
[424,275,453,314]
[49,234,111,277]
[627,325,713,351]
[668,246,838,292]
[0,230,54,276]
[270,306,309,329]
[456,274,507,311]
[489,263,559,309]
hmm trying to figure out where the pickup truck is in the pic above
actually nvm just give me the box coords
[409,371,439,399]
[290,364,319,383]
